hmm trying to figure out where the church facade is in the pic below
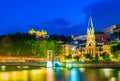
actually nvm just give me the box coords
[79,15,111,58]
[61,15,112,62]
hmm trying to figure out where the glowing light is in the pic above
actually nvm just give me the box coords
[23,66,29,69]
[17,66,21,69]
[110,77,116,81]
[29,29,47,37]
[47,61,53,68]
[118,71,120,81]
[31,69,41,74]
[72,47,75,51]
[0,72,9,80]
[66,62,72,67]
[12,71,17,77]
[46,68,55,81]
[31,70,37,74]
[68,68,82,81]
[1,66,6,71]
[79,68,86,72]
[101,69,113,77]
[47,68,53,73]
[54,61,62,67]
[22,70,28,75]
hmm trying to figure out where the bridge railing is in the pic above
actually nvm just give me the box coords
[0,56,44,62]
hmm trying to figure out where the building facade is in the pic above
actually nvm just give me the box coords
[79,15,111,58]
[101,25,116,34]
[113,26,120,41]
[60,15,112,61]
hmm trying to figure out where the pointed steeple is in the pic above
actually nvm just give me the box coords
[88,12,94,30]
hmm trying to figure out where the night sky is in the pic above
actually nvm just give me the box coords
[0,0,120,36]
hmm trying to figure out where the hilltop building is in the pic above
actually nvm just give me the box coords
[101,25,116,34]
[28,28,49,38]
[113,26,120,41]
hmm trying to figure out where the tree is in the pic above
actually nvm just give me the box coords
[65,54,72,60]
[39,40,47,58]
[111,43,120,59]
[0,33,63,59]
[100,52,111,61]
[116,24,120,28]
[48,34,72,42]
[29,40,62,59]
[1,34,13,47]
[73,55,79,62]
[53,40,62,56]
[114,50,120,58]
[94,54,99,62]
[11,32,36,41]
[47,40,62,59]
[84,54,93,61]
[30,40,47,58]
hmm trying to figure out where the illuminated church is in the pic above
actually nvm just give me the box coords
[79,14,111,58]
[61,14,111,62]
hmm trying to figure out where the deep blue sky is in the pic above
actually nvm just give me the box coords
[0,0,120,36]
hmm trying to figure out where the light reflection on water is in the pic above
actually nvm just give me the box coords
[0,67,119,81]
[68,68,83,81]
[118,71,120,81]
[46,68,55,81]
[102,69,113,77]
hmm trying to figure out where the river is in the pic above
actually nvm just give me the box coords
[0,66,119,81]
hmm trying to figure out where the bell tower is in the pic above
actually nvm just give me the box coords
[86,13,96,56]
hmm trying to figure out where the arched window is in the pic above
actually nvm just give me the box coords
[89,43,93,46]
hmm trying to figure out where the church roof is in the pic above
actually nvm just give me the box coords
[88,14,94,30]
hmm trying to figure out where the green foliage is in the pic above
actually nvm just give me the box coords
[111,43,120,58]
[65,54,72,59]
[116,24,120,28]
[27,40,62,58]
[0,40,34,57]
[114,50,120,58]
[94,55,99,62]
[0,33,62,59]
[11,32,36,41]
[1,34,13,47]
[100,52,111,61]
[48,34,72,42]
[73,55,79,62]
[111,44,120,53]
[84,54,93,61]
[37,40,47,57]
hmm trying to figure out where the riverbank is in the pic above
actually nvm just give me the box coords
[0,62,120,68]
[63,62,120,68]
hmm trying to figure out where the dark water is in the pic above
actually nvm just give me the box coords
[0,66,119,81]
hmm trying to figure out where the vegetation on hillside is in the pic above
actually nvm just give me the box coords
[0,33,63,58]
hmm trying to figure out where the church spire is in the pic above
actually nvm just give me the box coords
[86,12,96,49]
[88,12,94,30]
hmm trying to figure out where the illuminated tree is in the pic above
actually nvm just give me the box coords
[94,55,99,61]
[111,44,120,59]
[65,54,72,60]
[73,55,79,62]
[100,52,111,61]
[84,54,93,61]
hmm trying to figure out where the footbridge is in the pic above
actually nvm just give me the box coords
[0,56,46,66]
